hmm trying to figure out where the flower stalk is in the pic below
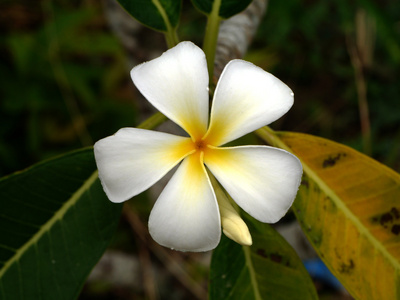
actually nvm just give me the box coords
[165,29,179,49]
[203,0,222,84]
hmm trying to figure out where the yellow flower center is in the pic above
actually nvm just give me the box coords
[191,135,215,157]
[194,139,206,151]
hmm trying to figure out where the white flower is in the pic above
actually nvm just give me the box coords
[94,41,302,252]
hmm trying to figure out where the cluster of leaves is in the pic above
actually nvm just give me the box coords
[1,0,400,299]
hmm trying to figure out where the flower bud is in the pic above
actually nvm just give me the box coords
[212,177,252,246]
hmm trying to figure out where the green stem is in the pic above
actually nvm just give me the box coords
[203,0,222,84]
[137,112,167,130]
[164,28,179,48]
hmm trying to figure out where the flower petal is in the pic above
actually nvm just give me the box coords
[131,42,209,140]
[206,60,294,146]
[149,152,221,252]
[94,128,193,203]
[204,146,303,223]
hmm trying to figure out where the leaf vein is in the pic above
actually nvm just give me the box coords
[0,171,98,278]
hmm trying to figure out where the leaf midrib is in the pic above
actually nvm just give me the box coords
[0,170,98,277]
[151,0,175,32]
[243,245,262,300]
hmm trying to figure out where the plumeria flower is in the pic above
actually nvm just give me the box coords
[94,41,302,252]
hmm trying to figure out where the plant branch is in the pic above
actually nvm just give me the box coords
[213,0,268,81]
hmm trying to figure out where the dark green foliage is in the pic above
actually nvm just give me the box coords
[116,0,181,31]
[191,0,252,18]
[0,148,122,299]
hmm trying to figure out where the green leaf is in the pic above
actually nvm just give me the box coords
[257,127,400,299]
[116,0,181,32]
[209,214,318,300]
[191,0,252,19]
[0,148,122,299]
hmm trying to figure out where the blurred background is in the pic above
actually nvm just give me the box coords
[1,0,399,299]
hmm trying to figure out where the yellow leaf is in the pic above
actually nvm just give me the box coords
[256,127,400,300]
